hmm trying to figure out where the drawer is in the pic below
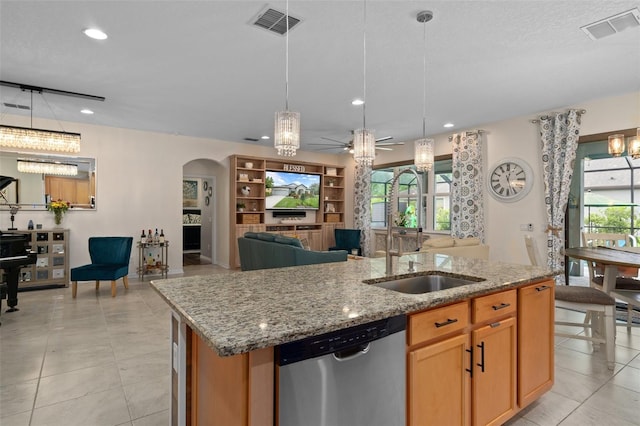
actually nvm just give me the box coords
[472,289,517,324]
[409,301,469,346]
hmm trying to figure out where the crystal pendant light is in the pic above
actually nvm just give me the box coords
[353,0,375,166]
[274,0,300,157]
[414,10,434,172]
[17,159,78,176]
[627,128,640,159]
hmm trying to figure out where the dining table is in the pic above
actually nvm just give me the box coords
[565,246,640,292]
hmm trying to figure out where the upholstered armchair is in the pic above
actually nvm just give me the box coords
[70,237,133,298]
[329,229,362,256]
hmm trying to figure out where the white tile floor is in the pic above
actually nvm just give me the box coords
[1,265,639,426]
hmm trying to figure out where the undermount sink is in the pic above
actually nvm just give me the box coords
[364,272,485,295]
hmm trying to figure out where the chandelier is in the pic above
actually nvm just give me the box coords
[274,0,300,157]
[414,11,434,172]
[353,0,376,166]
[1,125,80,153]
[0,80,104,154]
[17,159,78,176]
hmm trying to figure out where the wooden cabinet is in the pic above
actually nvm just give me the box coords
[471,290,518,426]
[45,175,94,207]
[408,289,521,426]
[408,302,471,426]
[518,281,554,408]
[6,229,70,289]
[322,222,344,249]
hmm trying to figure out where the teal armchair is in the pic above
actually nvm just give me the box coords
[329,229,362,256]
[70,237,133,298]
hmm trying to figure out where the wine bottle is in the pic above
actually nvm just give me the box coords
[154,228,159,243]
[159,229,165,244]
[140,229,146,244]
[147,229,153,243]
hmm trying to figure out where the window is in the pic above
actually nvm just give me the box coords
[370,158,451,232]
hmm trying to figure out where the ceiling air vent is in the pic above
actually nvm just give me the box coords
[3,103,30,110]
[251,6,301,36]
[581,8,640,40]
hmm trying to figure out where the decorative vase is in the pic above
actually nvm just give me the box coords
[54,210,63,226]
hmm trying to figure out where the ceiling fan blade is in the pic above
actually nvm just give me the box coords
[376,141,404,146]
[376,147,393,151]
[375,136,393,142]
[321,136,347,144]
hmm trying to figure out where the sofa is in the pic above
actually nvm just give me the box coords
[238,232,348,271]
[419,236,490,260]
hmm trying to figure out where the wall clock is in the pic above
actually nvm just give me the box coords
[487,157,533,202]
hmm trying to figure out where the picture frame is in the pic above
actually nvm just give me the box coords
[208,187,212,196]
[205,196,210,206]
[183,179,199,208]
[203,181,209,191]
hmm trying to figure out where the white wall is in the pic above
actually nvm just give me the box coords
[376,91,640,265]
[0,114,350,275]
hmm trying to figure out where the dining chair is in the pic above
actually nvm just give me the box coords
[581,232,640,329]
[70,237,133,298]
[524,235,616,369]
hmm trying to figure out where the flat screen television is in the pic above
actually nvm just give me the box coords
[266,170,320,210]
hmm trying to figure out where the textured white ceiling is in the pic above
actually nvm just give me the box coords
[1,1,639,153]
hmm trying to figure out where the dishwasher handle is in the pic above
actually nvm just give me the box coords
[332,343,371,362]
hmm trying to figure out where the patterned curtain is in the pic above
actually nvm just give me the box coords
[451,131,485,241]
[353,162,372,256]
[538,110,581,278]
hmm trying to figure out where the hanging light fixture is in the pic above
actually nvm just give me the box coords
[0,81,102,153]
[17,159,78,176]
[274,0,300,157]
[627,128,640,159]
[414,10,434,172]
[608,133,625,157]
[353,0,376,166]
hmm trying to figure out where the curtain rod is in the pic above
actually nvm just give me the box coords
[447,130,485,141]
[530,109,586,124]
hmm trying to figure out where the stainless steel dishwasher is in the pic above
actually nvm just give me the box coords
[277,315,406,426]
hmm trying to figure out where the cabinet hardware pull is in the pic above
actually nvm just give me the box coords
[490,322,501,328]
[477,342,485,372]
[465,347,473,378]
[535,285,550,292]
[434,318,458,328]
[492,302,510,310]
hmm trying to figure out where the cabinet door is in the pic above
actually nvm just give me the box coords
[409,333,471,426]
[518,281,554,408]
[307,230,323,251]
[472,316,517,426]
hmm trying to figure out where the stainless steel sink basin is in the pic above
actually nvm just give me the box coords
[364,272,484,294]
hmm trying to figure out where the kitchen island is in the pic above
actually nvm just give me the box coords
[151,252,557,426]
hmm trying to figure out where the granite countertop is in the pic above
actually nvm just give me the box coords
[150,253,555,357]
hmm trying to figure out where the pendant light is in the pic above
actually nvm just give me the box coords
[628,128,640,159]
[414,11,434,172]
[353,0,376,166]
[274,0,300,157]
[608,133,625,157]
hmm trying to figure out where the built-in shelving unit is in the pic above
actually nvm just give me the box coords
[229,155,345,268]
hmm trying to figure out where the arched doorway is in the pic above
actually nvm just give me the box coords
[182,159,219,267]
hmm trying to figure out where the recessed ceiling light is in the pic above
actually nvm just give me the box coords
[351,99,364,106]
[443,123,455,128]
[80,109,94,115]
[83,28,108,40]
[261,135,270,140]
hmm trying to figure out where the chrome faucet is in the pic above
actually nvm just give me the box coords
[386,168,423,275]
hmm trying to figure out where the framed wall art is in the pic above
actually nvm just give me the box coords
[183,179,199,208]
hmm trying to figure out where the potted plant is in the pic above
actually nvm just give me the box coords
[237,202,246,212]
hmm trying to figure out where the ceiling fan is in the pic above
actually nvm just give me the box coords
[310,131,404,154]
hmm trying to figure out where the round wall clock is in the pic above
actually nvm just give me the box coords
[487,157,533,203]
